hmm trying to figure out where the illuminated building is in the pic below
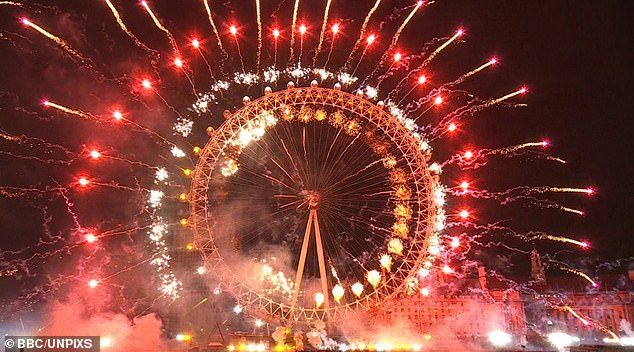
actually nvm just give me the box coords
[376,257,634,345]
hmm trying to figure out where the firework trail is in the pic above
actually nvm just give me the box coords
[559,266,598,287]
[297,25,306,66]
[451,179,591,216]
[431,87,527,136]
[345,0,381,68]
[527,233,589,248]
[45,97,179,151]
[407,58,497,111]
[453,57,497,85]
[548,156,567,164]
[202,0,226,55]
[229,26,246,74]
[459,184,592,201]
[256,0,262,71]
[140,1,180,56]
[0,129,77,165]
[560,206,584,215]
[421,29,463,67]
[391,1,422,48]
[42,101,98,120]
[104,0,158,62]
[487,86,527,105]
[523,186,594,195]
[390,29,463,100]
[351,34,376,76]
[191,39,216,82]
[173,58,198,96]
[557,306,590,326]
[20,18,87,63]
[140,79,185,117]
[370,37,442,88]
[313,0,333,67]
[289,0,300,63]
[362,1,422,85]
[0,1,21,6]
[272,28,280,68]
[323,23,339,69]
[442,141,552,169]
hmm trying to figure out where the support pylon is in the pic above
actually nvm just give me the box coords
[289,192,330,321]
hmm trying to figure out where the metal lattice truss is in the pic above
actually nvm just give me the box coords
[189,86,439,323]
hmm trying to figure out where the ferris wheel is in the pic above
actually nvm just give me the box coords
[189,83,441,323]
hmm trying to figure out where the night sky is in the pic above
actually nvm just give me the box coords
[0,0,632,313]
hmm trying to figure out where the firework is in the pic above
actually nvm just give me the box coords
[203,0,225,54]
[21,18,87,63]
[140,1,179,55]
[390,1,423,48]
[104,0,156,58]
[0,0,601,339]
[314,0,333,67]
[323,23,339,69]
[255,0,262,71]
[345,0,381,68]
[289,0,300,62]
[559,266,598,287]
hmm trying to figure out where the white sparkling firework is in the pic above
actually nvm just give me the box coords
[173,118,193,137]
[170,146,186,158]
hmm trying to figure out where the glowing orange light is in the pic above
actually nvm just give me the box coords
[179,218,188,226]
[458,209,470,219]
[174,58,183,68]
[448,123,457,132]
[450,237,460,248]
[463,150,473,159]
[229,25,238,36]
[89,150,101,160]
[417,75,427,85]
[186,243,194,251]
[394,52,402,62]
[434,96,443,105]
[272,28,280,39]
[113,110,123,121]
[299,24,307,35]
[88,279,99,288]
[191,39,200,48]
[78,177,90,187]
[331,23,340,35]
[142,79,152,89]
[366,34,376,45]
[85,233,97,243]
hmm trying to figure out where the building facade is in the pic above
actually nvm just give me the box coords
[376,261,634,345]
